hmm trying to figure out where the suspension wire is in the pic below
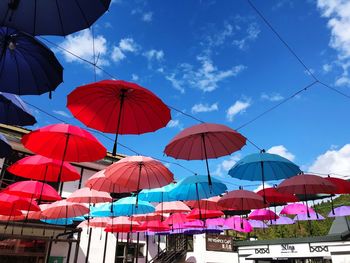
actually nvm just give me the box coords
[91,26,97,82]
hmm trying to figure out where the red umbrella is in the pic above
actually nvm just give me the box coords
[105,216,140,233]
[7,155,80,182]
[0,193,40,211]
[164,213,190,225]
[66,188,112,204]
[218,189,266,210]
[84,170,132,193]
[186,208,223,220]
[155,201,191,214]
[324,176,350,194]
[0,206,22,216]
[67,80,171,155]
[22,123,106,163]
[142,220,170,232]
[164,123,246,185]
[41,200,89,219]
[0,214,25,221]
[256,187,299,205]
[105,156,174,191]
[132,213,167,222]
[83,218,111,228]
[4,181,61,201]
[185,196,224,211]
[248,209,279,221]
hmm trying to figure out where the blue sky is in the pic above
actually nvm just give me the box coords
[23,0,350,190]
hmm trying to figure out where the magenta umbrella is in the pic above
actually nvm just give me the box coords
[224,216,252,233]
[280,203,315,215]
[248,209,279,221]
[205,217,226,227]
[267,216,294,226]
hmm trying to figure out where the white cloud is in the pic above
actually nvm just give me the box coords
[111,47,125,62]
[335,75,350,86]
[53,110,72,118]
[167,119,183,129]
[261,93,284,102]
[131,74,139,81]
[226,98,251,122]
[57,29,109,67]
[232,23,260,50]
[267,145,295,161]
[143,49,164,61]
[191,103,219,113]
[323,63,333,72]
[142,12,153,22]
[213,154,241,177]
[111,38,139,63]
[308,144,350,177]
[165,74,185,94]
[254,183,272,193]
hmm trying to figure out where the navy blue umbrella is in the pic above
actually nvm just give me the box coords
[0,0,111,36]
[0,92,36,126]
[0,134,12,158]
[0,27,63,95]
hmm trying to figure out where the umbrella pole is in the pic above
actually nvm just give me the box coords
[85,228,92,263]
[303,185,310,218]
[114,232,119,263]
[145,234,149,263]
[135,232,140,263]
[112,89,127,156]
[38,165,49,205]
[195,183,202,221]
[260,161,267,204]
[330,194,335,215]
[157,234,160,256]
[201,134,212,187]
[21,193,34,235]
[135,163,143,208]
[102,232,109,263]
[312,200,319,219]
[58,134,70,194]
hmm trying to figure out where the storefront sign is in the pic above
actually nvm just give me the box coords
[281,244,297,253]
[206,235,233,252]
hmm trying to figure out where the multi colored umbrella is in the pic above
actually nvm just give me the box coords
[328,206,350,217]
[0,1,112,36]
[164,123,246,185]
[155,201,191,214]
[218,189,266,211]
[0,27,63,95]
[67,80,171,155]
[229,151,301,202]
[7,155,80,182]
[0,134,12,158]
[41,200,89,219]
[0,92,36,125]
[248,209,279,221]
[170,175,227,201]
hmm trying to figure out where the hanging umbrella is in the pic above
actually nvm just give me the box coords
[294,212,325,221]
[0,134,12,158]
[185,196,224,211]
[0,92,36,125]
[186,209,224,220]
[268,216,294,226]
[280,203,315,215]
[0,193,40,211]
[67,80,171,155]
[229,151,301,203]
[138,183,177,202]
[7,155,80,182]
[104,216,140,233]
[0,214,24,221]
[218,189,266,211]
[164,213,190,225]
[66,187,112,203]
[41,218,74,225]
[328,206,350,217]
[86,217,111,228]
[0,1,112,36]
[256,187,299,205]
[224,216,252,233]
[41,200,89,219]
[248,209,279,221]
[132,213,166,222]
[0,27,63,95]
[142,220,170,232]
[0,206,22,216]
[4,180,61,201]
[184,220,205,228]
[205,218,226,227]
[105,156,174,192]
[248,220,268,229]
[84,169,132,193]
[325,177,350,194]
[155,201,191,214]
[164,123,246,185]
[170,175,227,201]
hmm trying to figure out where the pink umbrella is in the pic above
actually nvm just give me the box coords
[66,188,112,204]
[280,203,315,215]
[248,220,268,229]
[248,209,279,221]
[132,213,166,222]
[205,217,225,227]
[294,212,325,221]
[0,214,25,221]
[85,169,132,193]
[26,204,49,220]
[268,216,294,225]
[41,200,89,219]
[185,196,224,210]
[224,216,252,233]
[80,217,111,228]
[164,213,190,225]
[184,220,205,228]
[186,208,224,220]
[105,216,140,233]
[155,201,191,214]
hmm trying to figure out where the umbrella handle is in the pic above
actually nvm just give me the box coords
[113,89,127,156]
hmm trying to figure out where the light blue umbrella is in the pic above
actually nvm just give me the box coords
[41,218,74,225]
[228,150,301,203]
[91,197,155,217]
[138,183,177,202]
[170,175,227,201]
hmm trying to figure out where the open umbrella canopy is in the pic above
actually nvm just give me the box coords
[83,217,111,228]
[67,80,171,155]
[164,123,246,185]
[170,175,227,201]
[224,216,252,233]
[277,174,337,195]
[0,0,112,36]
[0,214,24,221]
[0,206,22,216]
[268,216,294,226]
[248,209,279,221]
[138,183,177,202]
[256,187,299,205]
[4,181,61,201]
[294,212,325,221]
[41,218,74,225]
[41,200,89,219]
[22,123,106,162]
[105,156,174,191]
[280,203,315,215]
[248,220,268,229]
[185,196,224,211]
[328,206,350,217]
[142,220,170,232]
[0,92,36,126]
[218,189,266,211]
[66,187,112,204]
[164,213,190,225]
[132,213,166,222]
[0,27,63,95]
[186,208,224,220]
[105,216,141,233]
[155,201,191,214]
[0,192,40,211]
[205,217,226,227]
[324,177,350,194]
[0,134,12,158]
[184,220,205,228]
[7,155,80,182]
[84,169,132,193]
